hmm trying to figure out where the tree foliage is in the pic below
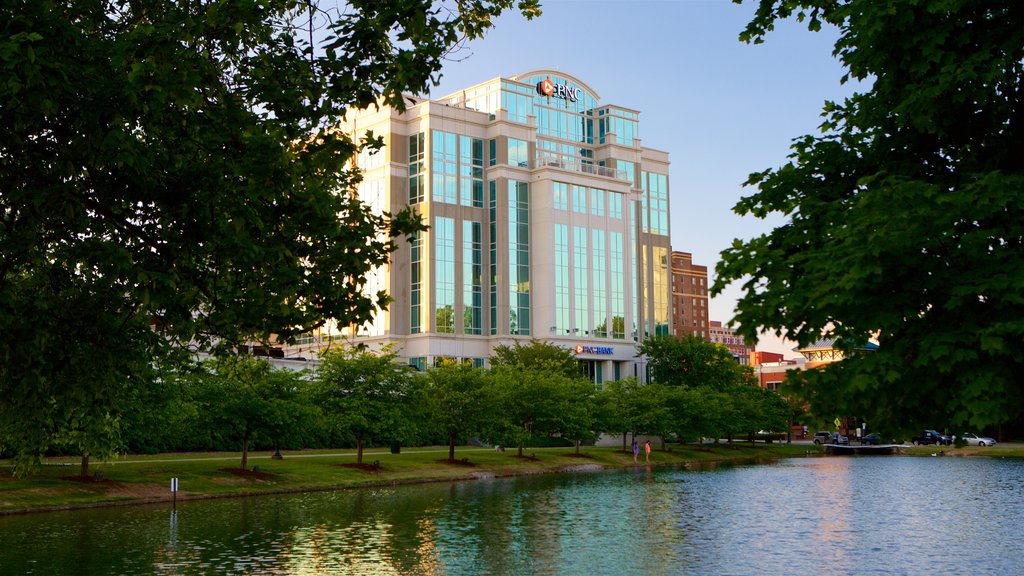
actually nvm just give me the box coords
[0,0,538,472]
[490,340,582,377]
[719,0,1024,433]
[639,335,750,390]
[312,345,420,464]
[423,362,494,461]
[490,366,594,456]
[0,270,160,476]
[198,355,309,470]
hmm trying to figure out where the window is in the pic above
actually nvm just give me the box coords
[432,131,457,204]
[573,226,588,336]
[591,188,605,216]
[410,231,423,333]
[555,224,570,334]
[508,138,529,168]
[553,182,569,211]
[572,185,586,214]
[409,133,425,204]
[463,221,482,334]
[459,136,484,207]
[508,181,530,334]
[608,193,623,219]
[434,217,456,333]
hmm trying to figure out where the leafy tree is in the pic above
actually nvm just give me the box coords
[639,335,749,390]
[490,366,595,456]
[0,0,539,468]
[0,270,160,477]
[490,340,581,377]
[423,362,494,462]
[199,356,308,470]
[120,361,204,455]
[662,386,704,444]
[632,383,676,450]
[311,345,419,464]
[489,341,597,454]
[595,377,663,450]
[718,0,1024,434]
[560,377,601,455]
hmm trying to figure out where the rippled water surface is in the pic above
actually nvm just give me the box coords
[2,456,1023,575]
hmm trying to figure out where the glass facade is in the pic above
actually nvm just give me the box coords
[432,131,458,204]
[463,221,482,334]
[520,74,598,145]
[572,185,586,214]
[410,230,422,334]
[642,171,669,235]
[508,180,530,335]
[553,182,569,211]
[573,226,588,335]
[609,191,623,219]
[508,138,529,168]
[653,246,669,336]
[502,81,534,123]
[620,160,636,189]
[555,224,570,334]
[592,229,607,337]
[435,217,456,333]
[460,136,484,207]
[611,231,625,339]
[598,107,639,146]
[409,133,425,204]
[489,180,498,335]
[591,188,605,217]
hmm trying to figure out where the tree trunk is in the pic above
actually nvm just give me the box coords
[80,453,90,478]
[356,436,364,464]
[448,432,456,461]
[241,432,250,470]
[621,432,628,451]
[575,439,581,455]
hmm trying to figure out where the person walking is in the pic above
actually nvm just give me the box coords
[632,440,639,463]
[644,440,651,462]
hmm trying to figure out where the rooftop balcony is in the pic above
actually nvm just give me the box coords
[535,153,628,181]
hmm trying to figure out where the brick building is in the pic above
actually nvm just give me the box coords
[670,251,709,340]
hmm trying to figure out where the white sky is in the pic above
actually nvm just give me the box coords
[425,0,863,357]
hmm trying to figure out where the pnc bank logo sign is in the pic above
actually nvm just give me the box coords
[537,78,581,103]
[574,344,614,355]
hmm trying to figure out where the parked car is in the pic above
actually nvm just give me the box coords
[828,432,850,445]
[813,431,832,445]
[861,433,881,445]
[911,430,952,446]
[961,432,997,447]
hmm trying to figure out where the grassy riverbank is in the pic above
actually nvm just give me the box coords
[3,442,1019,514]
[1,442,811,514]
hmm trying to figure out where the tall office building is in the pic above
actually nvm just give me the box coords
[670,251,709,340]
[290,70,672,384]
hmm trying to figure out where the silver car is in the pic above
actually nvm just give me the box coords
[961,432,997,446]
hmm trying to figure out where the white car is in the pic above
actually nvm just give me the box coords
[961,432,997,446]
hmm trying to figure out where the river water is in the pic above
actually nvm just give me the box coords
[1,456,1022,575]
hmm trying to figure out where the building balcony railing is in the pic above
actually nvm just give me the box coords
[535,154,628,181]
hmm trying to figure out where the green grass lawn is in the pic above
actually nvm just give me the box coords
[3,441,1016,514]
